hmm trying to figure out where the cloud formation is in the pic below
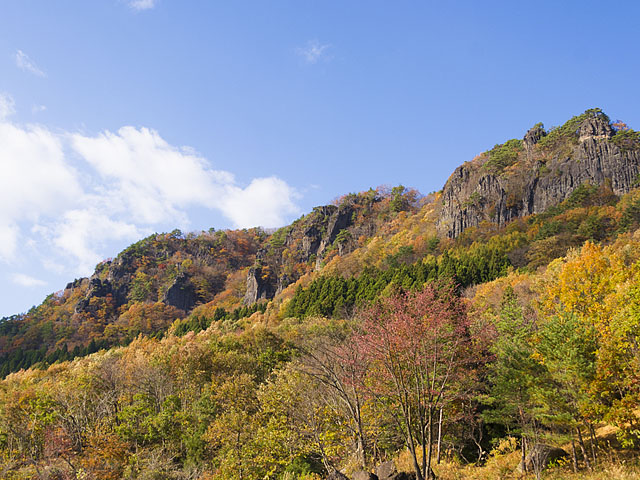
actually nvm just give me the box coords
[0,111,300,276]
[0,93,15,120]
[296,40,331,64]
[11,273,46,288]
[0,122,82,262]
[15,50,46,77]
[128,0,156,11]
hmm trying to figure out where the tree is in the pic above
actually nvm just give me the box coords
[535,312,597,471]
[352,282,477,480]
[295,318,370,469]
[483,287,545,474]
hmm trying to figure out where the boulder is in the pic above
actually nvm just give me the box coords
[518,444,568,472]
[375,461,397,480]
[352,471,379,480]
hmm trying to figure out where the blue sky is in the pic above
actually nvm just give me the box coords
[1,0,640,317]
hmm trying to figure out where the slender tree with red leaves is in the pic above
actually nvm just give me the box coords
[352,282,478,480]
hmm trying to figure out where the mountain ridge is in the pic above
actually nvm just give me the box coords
[2,108,640,377]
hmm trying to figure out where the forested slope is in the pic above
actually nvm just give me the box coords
[2,109,640,480]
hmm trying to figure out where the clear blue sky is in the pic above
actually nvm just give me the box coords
[1,0,640,317]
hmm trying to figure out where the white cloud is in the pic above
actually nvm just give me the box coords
[71,126,228,224]
[0,223,19,262]
[71,126,300,228]
[52,208,144,273]
[128,0,156,10]
[15,50,46,77]
[32,104,47,114]
[0,93,15,120]
[0,122,82,262]
[0,100,300,276]
[221,177,300,228]
[296,40,331,64]
[11,273,46,288]
[0,123,81,221]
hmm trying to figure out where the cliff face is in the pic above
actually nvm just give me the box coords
[243,197,385,304]
[437,111,640,238]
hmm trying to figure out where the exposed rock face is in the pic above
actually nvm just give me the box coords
[163,273,196,312]
[244,203,359,304]
[75,277,113,314]
[74,256,137,314]
[578,115,613,142]
[243,266,276,304]
[438,113,640,238]
[523,124,546,152]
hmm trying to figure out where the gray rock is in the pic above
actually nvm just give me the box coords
[578,114,613,142]
[243,266,275,305]
[163,273,196,312]
[518,444,568,472]
[245,203,356,304]
[375,460,397,480]
[523,124,546,151]
[353,471,378,480]
[75,276,115,314]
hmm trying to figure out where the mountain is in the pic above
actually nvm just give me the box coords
[2,109,640,479]
[2,109,640,377]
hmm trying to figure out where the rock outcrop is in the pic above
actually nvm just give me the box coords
[437,111,640,238]
[523,124,546,152]
[163,273,196,312]
[243,266,276,304]
[244,200,371,304]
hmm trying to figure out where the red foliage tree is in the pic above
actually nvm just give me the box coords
[352,282,478,480]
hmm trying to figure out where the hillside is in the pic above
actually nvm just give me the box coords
[2,109,640,480]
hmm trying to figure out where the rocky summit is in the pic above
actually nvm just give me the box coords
[437,109,640,238]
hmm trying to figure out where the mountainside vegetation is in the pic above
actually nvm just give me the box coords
[2,109,640,479]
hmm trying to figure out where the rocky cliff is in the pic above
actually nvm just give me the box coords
[243,193,393,304]
[437,109,640,238]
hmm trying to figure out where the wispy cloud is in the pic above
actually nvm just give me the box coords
[12,273,46,288]
[32,104,47,114]
[296,40,331,64]
[0,93,15,120]
[128,0,156,11]
[15,50,46,77]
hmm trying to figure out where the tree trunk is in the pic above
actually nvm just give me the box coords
[576,427,591,470]
[426,408,434,480]
[571,437,578,473]
[436,406,443,465]
[588,422,598,465]
[356,434,366,469]
[521,436,527,473]
[407,427,424,480]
